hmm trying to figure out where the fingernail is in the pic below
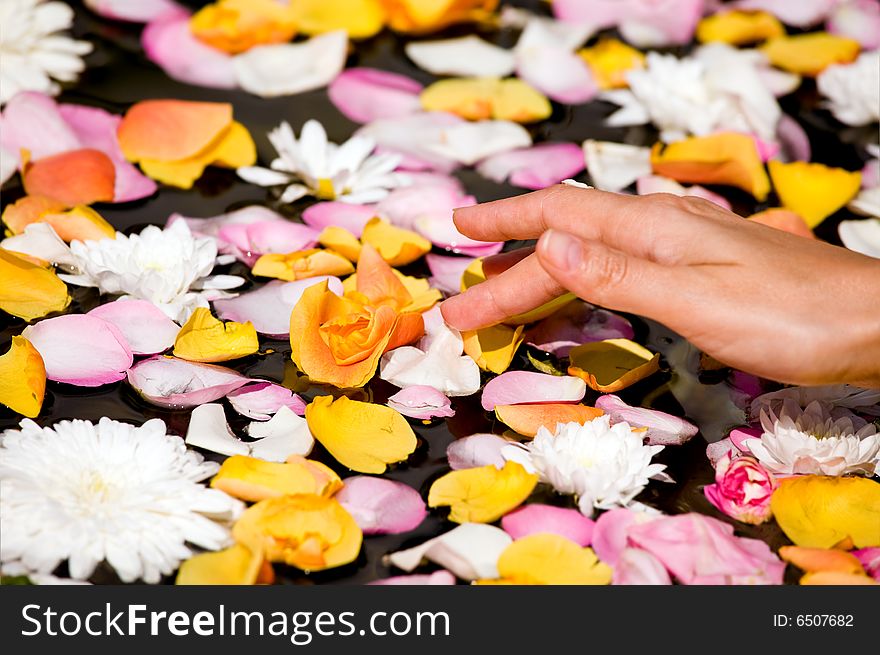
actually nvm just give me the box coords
[540,229,581,270]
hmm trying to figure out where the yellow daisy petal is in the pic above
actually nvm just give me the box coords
[428,461,537,523]
[0,336,46,418]
[768,161,861,228]
[174,307,259,362]
[567,338,660,392]
[0,248,70,320]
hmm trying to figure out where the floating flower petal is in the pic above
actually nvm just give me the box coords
[405,36,515,78]
[420,77,552,123]
[567,339,661,393]
[501,504,595,546]
[328,67,423,124]
[226,382,306,420]
[428,461,537,524]
[211,454,342,503]
[493,534,611,585]
[696,10,785,45]
[839,218,880,258]
[594,394,698,446]
[0,337,46,418]
[387,386,455,420]
[476,143,586,190]
[447,433,510,470]
[495,403,605,438]
[126,356,250,408]
[462,324,523,374]
[769,160,861,227]
[481,371,586,411]
[336,476,427,535]
[87,299,180,356]
[23,149,116,206]
[173,307,259,363]
[583,140,652,192]
[0,247,70,320]
[176,543,266,586]
[291,0,385,39]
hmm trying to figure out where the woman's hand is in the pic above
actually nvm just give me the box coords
[440,185,880,387]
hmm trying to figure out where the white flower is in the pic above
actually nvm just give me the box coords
[238,119,408,204]
[744,400,880,477]
[502,417,666,517]
[59,220,243,322]
[817,52,880,127]
[0,417,242,583]
[603,46,781,142]
[0,0,92,105]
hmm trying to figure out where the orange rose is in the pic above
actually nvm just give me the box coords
[290,244,439,388]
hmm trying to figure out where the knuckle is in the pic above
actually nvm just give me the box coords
[583,249,629,291]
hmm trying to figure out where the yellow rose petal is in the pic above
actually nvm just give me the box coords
[579,38,646,89]
[0,336,46,418]
[318,225,363,262]
[428,461,537,523]
[761,33,860,76]
[291,0,386,38]
[252,248,355,281]
[567,338,660,392]
[696,10,785,45]
[421,77,551,123]
[462,324,524,374]
[176,544,268,585]
[2,200,115,242]
[495,533,612,585]
[306,395,417,473]
[384,0,498,34]
[190,0,298,54]
[174,307,259,362]
[771,476,880,548]
[768,161,861,228]
[210,454,343,502]
[361,217,432,266]
[0,248,70,320]
[233,494,363,571]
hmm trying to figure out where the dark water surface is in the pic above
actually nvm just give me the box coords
[1,0,874,585]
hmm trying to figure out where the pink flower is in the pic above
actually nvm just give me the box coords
[704,455,777,525]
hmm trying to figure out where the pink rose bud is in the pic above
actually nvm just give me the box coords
[703,455,777,525]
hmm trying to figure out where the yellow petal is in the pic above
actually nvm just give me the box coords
[233,494,362,571]
[761,33,861,76]
[696,10,785,45]
[252,248,355,281]
[428,461,537,523]
[190,0,298,54]
[461,257,576,324]
[494,533,612,585]
[318,225,363,262]
[2,198,115,242]
[421,77,551,123]
[383,0,498,34]
[771,476,880,548]
[291,0,386,38]
[305,395,417,473]
[799,571,878,586]
[579,38,646,89]
[139,121,257,189]
[174,307,259,362]
[0,248,70,320]
[176,544,268,585]
[651,133,770,201]
[768,161,861,228]
[361,217,432,266]
[567,338,660,392]
[462,323,524,374]
[0,336,46,418]
[210,454,343,502]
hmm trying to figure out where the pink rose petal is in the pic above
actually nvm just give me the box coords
[525,300,634,357]
[592,507,650,566]
[477,143,586,190]
[853,547,880,580]
[553,0,622,27]
[447,433,510,470]
[22,315,133,387]
[516,47,598,105]
[594,394,699,446]
[481,371,587,411]
[85,0,181,22]
[728,426,761,454]
[336,476,427,535]
[87,299,179,355]
[501,504,595,546]
[387,386,455,420]
[217,221,319,266]
[328,68,423,124]
[375,181,467,231]
[613,547,672,585]
[142,12,238,89]
[776,113,812,162]
[619,0,704,47]
[627,513,785,585]
[126,356,250,408]
[357,112,466,174]
[214,277,343,337]
[425,253,475,295]
[414,212,503,257]
[828,0,880,49]
[0,91,80,161]
[369,571,457,585]
[169,206,287,240]
[226,381,306,420]
[301,201,376,237]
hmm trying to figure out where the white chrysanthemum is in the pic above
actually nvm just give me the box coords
[0,0,92,105]
[0,417,242,583]
[237,119,408,204]
[817,51,880,127]
[602,46,781,142]
[502,417,666,517]
[59,220,243,322]
[744,400,880,477]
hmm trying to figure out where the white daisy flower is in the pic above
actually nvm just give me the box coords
[0,0,92,105]
[817,51,880,127]
[59,220,244,323]
[237,119,408,204]
[0,417,242,583]
[744,400,880,477]
[502,417,666,517]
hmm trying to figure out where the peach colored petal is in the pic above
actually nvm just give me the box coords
[23,149,115,206]
[779,546,865,574]
[495,403,605,438]
[749,208,815,239]
[354,243,413,310]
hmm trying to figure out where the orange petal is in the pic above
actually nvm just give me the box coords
[696,10,785,46]
[317,225,363,262]
[495,403,604,438]
[190,0,298,54]
[567,338,660,392]
[768,161,861,228]
[800,571,877,585]
[0,336,46,418]
[361,217,432,266]
[252,248,355,281]
[23,149,115,206]
[384,0,499,34]
[2,195,67,234]
[118,99,233,162]
[748,208,815,239]
[385,311,425,352]
[2,197,115,242]
[761,33,860,76]
[0,248,70,320]
[779,546,864,574]
[651,133,770,201]
[354,243,412,309]
[210,454,342,502]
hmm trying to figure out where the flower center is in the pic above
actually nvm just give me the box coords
[315,178,336,200]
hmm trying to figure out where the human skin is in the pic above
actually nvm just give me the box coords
[439,185,880,387]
